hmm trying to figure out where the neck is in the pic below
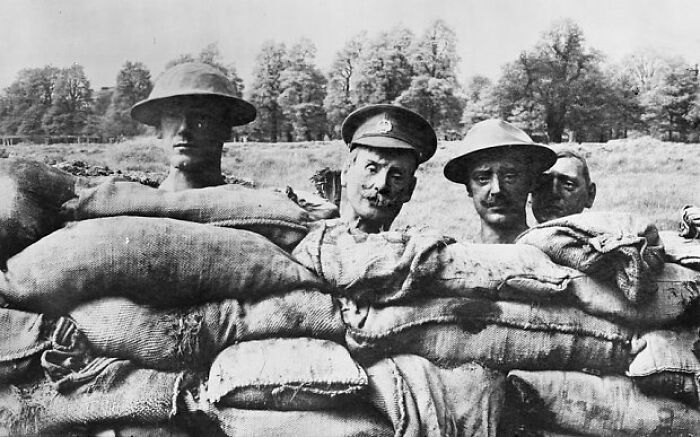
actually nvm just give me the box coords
[159,167,225,192]
[479,219,529,244]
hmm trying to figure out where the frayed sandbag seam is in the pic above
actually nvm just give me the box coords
[628,368,700,377]
[347,316,631,343]
[208,219,309,231]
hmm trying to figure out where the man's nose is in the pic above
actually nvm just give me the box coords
[550,178,563,197]
[489,174,501,195]
[370,169,389,192]
[175,116,193,138]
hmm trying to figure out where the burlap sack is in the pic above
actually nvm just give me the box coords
[0,307,50,383]
[0,157,77,264]
[660,230,700,270]
[507,370,700,436]
[343,297,632,373]
[628,329,700,406]
[567,263,700,327]
[207,338,366,410]
[0,217,322,315]
[516,212,666,303]
[0,360,194,436]
[63,179,314,250]
[69,290,344,370]
[366,355,505,437]
[210,405,393,437]
[293,220,571,305]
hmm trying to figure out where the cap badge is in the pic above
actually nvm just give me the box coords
[375,117,393,134]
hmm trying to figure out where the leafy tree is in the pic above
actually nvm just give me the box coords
[642,62,699,141]
[277,38,327,141]
[495,19,608,142]
[101,61,153,138]
[461,75,500,131]
[354,26,414,105]
[0,66,58,136]
[395,76,464,139]
[324,32,366,138]
[41,64,93,136]
[248,41,288,142]
[410,19,459,80]
[396,20,464,137]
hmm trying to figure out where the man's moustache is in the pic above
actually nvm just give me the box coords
[362,191,401,208]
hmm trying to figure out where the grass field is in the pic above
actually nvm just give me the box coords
[4,136,699,241]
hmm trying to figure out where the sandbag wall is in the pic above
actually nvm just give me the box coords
[291,212,700,436]
[3,157,700,436]
[0,159,394,436]
[505,213,700,436]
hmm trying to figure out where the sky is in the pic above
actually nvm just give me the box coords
[2,0,700,91]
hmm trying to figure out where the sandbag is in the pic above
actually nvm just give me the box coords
[69,289,344,370]
[366,355,505,437]
[516,212,665,303]
[660,230,700,270]
[210,404,393,437]
[343,297,632,373]
[292,220,572,305]
[63,179,314,250]
[0,217,322,315]
[207,338,366,410]
[0,360,194,436]
[507,370,700,436]
[0,307,51,382]
[0,157,77,264]
[628,329,700,406]
[566,263,700,327]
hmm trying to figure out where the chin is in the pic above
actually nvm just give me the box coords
[486,213,518,228]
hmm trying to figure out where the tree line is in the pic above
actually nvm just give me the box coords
[1,19,699,144]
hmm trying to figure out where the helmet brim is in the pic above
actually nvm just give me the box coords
[443,143,557,184]
[131,92,257,127]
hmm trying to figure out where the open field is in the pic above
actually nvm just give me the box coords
[4,136,699,241]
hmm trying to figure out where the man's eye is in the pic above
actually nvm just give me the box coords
[390,173,405,183]
[504,173,518,183]
[365,164,378,174]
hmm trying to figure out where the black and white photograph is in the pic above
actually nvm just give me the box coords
[1,0,700,435]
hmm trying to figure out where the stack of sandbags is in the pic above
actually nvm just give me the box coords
[291,221,644,435]
[0,170,369,436]
[503,212,700,436]
[293,220,636,374]
[294,215,700,436]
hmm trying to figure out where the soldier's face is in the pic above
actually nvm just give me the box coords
[159,100,231,171]
[342,147,417,225]
[466,150,533,228]
[532,157,595,223]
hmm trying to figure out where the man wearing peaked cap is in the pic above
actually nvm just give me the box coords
[444,119,556,244]
[338,104,437,234]
[131,62,256,192]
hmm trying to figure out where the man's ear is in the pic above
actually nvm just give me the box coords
[465,184,473,198]
[585,182,596,209]
[340,166,348,188]
[401,175,417,203]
